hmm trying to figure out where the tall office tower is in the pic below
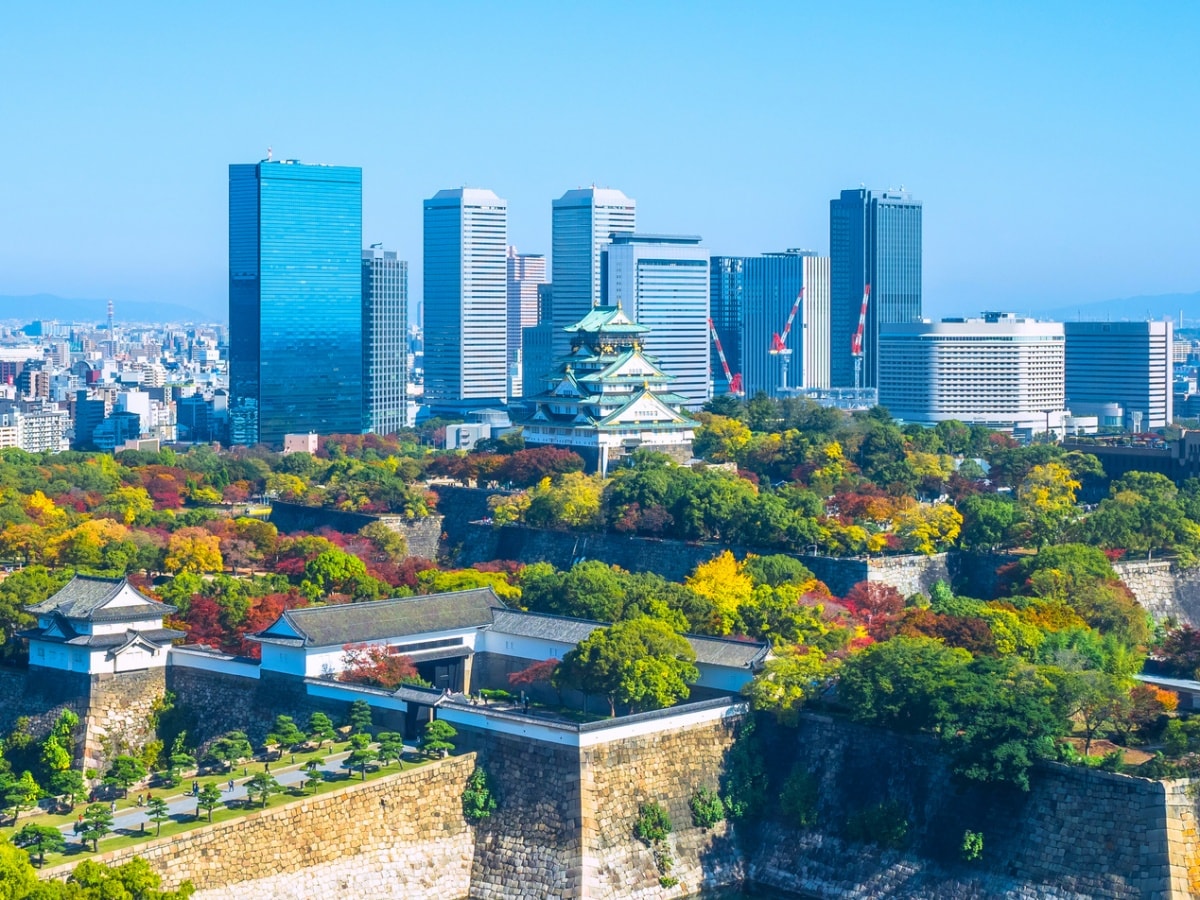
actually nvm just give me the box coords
[603,233,710,407]
[551,187,636,360]
[879,313,1066,435]
[423,188,508,413]
[830,188,922,388]
[710,250,831,398]
[362,246,408,435]
[1064,320,1174,430]
[228,158,363,447]
[506,247,547,399]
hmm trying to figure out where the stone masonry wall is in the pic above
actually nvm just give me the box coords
[748,713,1199,899]
[41,754,477,900]
[1115,560,1200,626]
[454,521,949,599]
[82,668,167,774]
[0,667,89,764]
[578,716,745,899]
[269,500,443,561]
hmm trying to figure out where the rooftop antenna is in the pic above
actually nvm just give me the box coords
[267,146,273,161]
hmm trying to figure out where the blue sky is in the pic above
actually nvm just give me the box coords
[1,1,1197,321]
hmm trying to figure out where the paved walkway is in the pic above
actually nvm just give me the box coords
[62,745,390,843]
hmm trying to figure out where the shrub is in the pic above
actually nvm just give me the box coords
[462,767,497,822]
[845,800,909,850]
[961,829,984,862]
[634,801,673,845]
[689,787,725,829]
[779,768,818,828]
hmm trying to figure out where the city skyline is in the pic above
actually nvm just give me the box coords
[1,3,1197,323]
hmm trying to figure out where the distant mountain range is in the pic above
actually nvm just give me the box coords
[0,294,219,325]
[1040,291,1199,326]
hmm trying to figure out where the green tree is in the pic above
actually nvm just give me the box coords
[838,636,972,734]
[375,732,405,768]
[0,837,38,896]
[80,802,114,851]
[196,782,223,822]
[146,796,171,836]
[12,823,65,867]
[743,647,839,725]
[307,711,336,749]
[205,732,253,773]
[347,699,373,736]
[245,771,283,808]
[303,548,368,595]
[265,715,305,755]
[46,769,87,813]
[958,494,1017,552]
[420,720,457,758]
[344,733,377,780]
[462,767,497,822]
[3,771,40,823]
[103,755,147,798]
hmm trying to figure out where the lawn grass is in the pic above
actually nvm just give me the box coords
[9,744,437,869]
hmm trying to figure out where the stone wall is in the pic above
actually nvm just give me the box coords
[42,754,478,900]
[269,500,443,561]
[0,667,89,761]
[1115,560,1200,626]
[454,521,948,599]
[82,668,167,773]
[747,713,1200,899]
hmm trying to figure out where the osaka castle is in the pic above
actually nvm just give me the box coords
[521,304,696,475]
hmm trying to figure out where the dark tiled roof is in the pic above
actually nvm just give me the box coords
[23,626,185,649]
[26,576,175,621]
[253,588,507,649]
[488,609,768,669]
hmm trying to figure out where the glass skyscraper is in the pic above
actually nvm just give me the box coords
[603,233,710,408]
[423,188,508,412]
[710,251,830,399]
[829,189,922,389]
[362,246,408,435]
[229,159,363,447]
[506,247,546,400]
[551,187,636,361]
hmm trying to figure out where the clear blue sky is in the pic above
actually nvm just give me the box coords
[1,1,1197,321]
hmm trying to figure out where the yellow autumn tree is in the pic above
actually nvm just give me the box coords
[694,414,752,463]
[99,485,155,525]
[894,502,963,555]
[164,527,224,574]
[24,490,67,529]
[685,550,753,635]
[44,519,130,568]
[1017,462,1081,548]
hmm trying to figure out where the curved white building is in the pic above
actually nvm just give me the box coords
[879,313,1066,434]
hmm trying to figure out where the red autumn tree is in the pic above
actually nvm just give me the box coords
[508,658,558,687]
[842,582,905,630]
[339,643,424,690]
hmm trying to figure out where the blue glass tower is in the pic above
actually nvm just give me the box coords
[829,189,922,389]
[229,159,364,446]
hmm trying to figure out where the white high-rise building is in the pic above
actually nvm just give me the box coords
[551,187,636,360]
[362,247,408,435]
[506,247,547,400]
[423,188,508,412]
[603,233,711,408]
[879,313,1067,435]
[1064,320,1174,430]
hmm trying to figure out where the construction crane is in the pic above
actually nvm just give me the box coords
[707,318,744,396]
[769,286,805,393]
[851,284,871,391]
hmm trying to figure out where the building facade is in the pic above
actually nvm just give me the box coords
[603,233,711,408]
[710,250,830,398]
[229,159,364,447]
[551,187,636,361]
[879,313,1066,434]
[830,188,922,389]
[521,305,696,476]
[506,247,547,400]
[1064,320,1174,431]
[362,247,408,435]
[423,188,508,413]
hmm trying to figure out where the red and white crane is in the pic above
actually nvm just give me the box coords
[851,284,871,391]
[708,318,744,396]
[769,286,805,392]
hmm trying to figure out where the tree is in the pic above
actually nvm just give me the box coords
[376,732,405,768]
[12,823,64,867]
[838,636,972,734]
[80,802,114,851]
[47,769,87,813]
[339,643,425,691]
[1016,462,1080,548]
[344,733,377,780]
[894,502,963,555]
[743,647,839,725]
[69,857,194,899]
[197,782,223,822]
[308,711,337,749]
[0,838,38,897]
[163,527,224,574]
[420,720,457,758]
[1059,669,1127,756]
[303,548,368,595]
[693,415,753,463]
[146,795,171,836]
[462,767,497,822]
[265,715,305,755]
[507,658,558,690]
[3,771,40,824]
[958,494,1017,552]
[555,617,698,715]
[205,732,253,772]
[103,755,147,798]
[244,771,283,808]
[348,699,373,735]
[685,551,753,635]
